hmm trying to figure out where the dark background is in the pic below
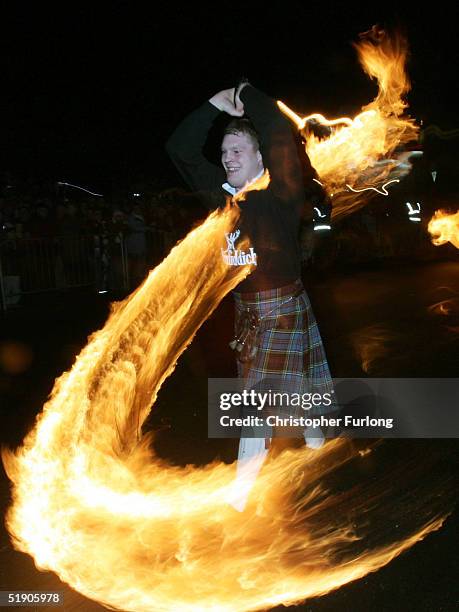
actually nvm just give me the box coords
[1,2,457,195]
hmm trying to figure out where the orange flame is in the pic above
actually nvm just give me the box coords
[428,209,459,249]
[232,169,271,205]
[278,28,419,219]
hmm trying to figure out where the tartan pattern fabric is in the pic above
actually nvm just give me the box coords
[233,280,335,418]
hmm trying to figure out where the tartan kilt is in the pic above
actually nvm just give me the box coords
[233,279,335,419]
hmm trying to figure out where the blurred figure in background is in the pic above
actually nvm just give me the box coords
[126,203,148,289]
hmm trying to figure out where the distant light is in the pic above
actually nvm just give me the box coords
[406,202,421,222]
[347,179,400,196]
[431,171,437,183]
[98,290,108,294]
[312,178,324,187]
[313,207,326,219]
[58,182,103,197]
[133,193,141,197]
[314,224,331,231]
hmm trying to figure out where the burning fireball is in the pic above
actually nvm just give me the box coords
[2,197,454,611]
[428,209,459,249]
[278,27,420,219]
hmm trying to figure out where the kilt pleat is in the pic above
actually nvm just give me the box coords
[233,279,334,418]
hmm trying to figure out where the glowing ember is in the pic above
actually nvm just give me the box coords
[278,28,419,219]
[428,298,459,317]
[428,209,459,249]
[427,291,459,334]
[350,324,397,374]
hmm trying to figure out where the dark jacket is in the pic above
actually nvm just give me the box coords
[166,86,307,291]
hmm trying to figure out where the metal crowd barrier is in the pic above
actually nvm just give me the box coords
[0,233,128,310]
[0,229,178,311]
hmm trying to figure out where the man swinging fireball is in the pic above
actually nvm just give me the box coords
[167,80,335,510]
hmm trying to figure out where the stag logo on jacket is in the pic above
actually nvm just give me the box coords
[221,229,257,266]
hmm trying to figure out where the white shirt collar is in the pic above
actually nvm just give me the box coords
[222,168,265,196]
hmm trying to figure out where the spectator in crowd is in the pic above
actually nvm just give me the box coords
[28,203,55,238]
[125,203,148,288]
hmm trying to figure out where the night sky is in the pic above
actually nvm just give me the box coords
[1,3,457,194]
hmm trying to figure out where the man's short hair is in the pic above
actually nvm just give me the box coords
[224,118,261,151]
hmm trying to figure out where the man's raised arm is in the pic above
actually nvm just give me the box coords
[237,84,305,202]
[166,88,243,197]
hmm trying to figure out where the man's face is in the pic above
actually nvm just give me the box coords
[221,132,263,190]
